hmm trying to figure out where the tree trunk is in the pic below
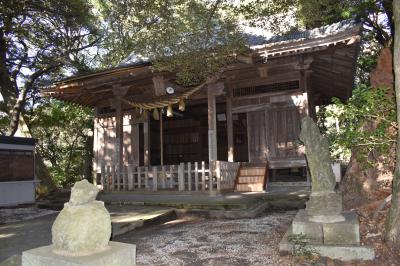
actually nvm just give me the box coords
[8,86,28,136]
[341,148,379,207]
[14,114,57,192]
[385,0,400,246]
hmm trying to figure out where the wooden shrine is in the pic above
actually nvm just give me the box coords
[44,20,362,193]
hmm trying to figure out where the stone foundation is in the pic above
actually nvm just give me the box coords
[21,241,136,266]
[280,210,374,261]
[292,210,359,245]
[280,225,375,261]
[305,192,345,223]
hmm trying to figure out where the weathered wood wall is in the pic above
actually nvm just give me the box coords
[232,89,308,164]
[93,115,140,173]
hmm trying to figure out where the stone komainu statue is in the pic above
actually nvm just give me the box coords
[299,116,336,192]
[300,117,344,222]
[52,180,112,256]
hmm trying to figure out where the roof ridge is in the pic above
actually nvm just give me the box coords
[246,19,362,47]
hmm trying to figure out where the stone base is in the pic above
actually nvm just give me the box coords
[21,241,135,266]
[279,225,374,261]
[292,209,359,245]
[280,210,374,261]
[306,191,343,218]
[309,214,345,223]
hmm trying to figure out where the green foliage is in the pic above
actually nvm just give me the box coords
[96,0,246,86]
[321,86,396,164]
[287,234,318,259]
[26,100,93,186]
[232,0,298,34]
[0,0,100,134]
[296,0,355,29]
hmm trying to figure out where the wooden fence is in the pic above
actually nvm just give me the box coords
[99,161,240,193]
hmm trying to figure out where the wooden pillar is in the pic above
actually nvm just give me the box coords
[115,99,124,179]
[160,111,164,165]
[208,86,218,162]
[111,85,128,189]
[92,116,99,185]
[130,121,140,166]
[298,55,315,119]
[226,89,234,162]
[143,121,150,166]
[305,70,316,119]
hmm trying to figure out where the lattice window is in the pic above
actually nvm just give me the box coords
[233,80,299,97]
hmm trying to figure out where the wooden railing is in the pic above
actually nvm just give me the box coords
[99,161,240,193]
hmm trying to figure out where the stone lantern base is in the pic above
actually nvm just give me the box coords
[22,241,136,266]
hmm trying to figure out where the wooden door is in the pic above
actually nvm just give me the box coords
[266,106,302,161]
[247,111,267,163]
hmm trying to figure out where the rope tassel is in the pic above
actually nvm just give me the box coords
[153,108,159,120]
[167,104,173,117]
[178,98,185,111]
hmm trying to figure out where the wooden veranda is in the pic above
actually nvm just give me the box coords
[44,20,362,193]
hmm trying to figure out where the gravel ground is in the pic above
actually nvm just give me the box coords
[116,210,297,266]
[0,207,57,224]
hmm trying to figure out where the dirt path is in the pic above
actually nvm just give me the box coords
[0,213,56,261]
[1,208,299,265]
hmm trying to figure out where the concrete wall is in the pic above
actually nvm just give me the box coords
[0,181,38,206]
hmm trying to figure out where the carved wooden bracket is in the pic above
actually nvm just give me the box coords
[258,66,269,78]
[236,54,254,64]
[294,56,314,71]
[112,85,129,97]
[109,98,121,109]
[208,82,225,96]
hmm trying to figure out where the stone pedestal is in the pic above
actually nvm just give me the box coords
[22,241,136,266]
[292,210,360,245]
[305,191,345,223]
[280,117,375,261]
[280,210,374,261]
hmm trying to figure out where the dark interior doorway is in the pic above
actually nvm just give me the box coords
[233,113,248,162]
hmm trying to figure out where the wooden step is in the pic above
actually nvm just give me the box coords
[235,183,264,192]
[234,163,268,192]
[239,168,265,176]
[237,175,264,184]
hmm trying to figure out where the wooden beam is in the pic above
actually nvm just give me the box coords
[57,66,152,90]
[236,54,254,64]
[227,72,299,89]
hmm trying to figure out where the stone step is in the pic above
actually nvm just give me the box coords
[109,206,177,238]
[235,183,264,192]
[237,175,264,184]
